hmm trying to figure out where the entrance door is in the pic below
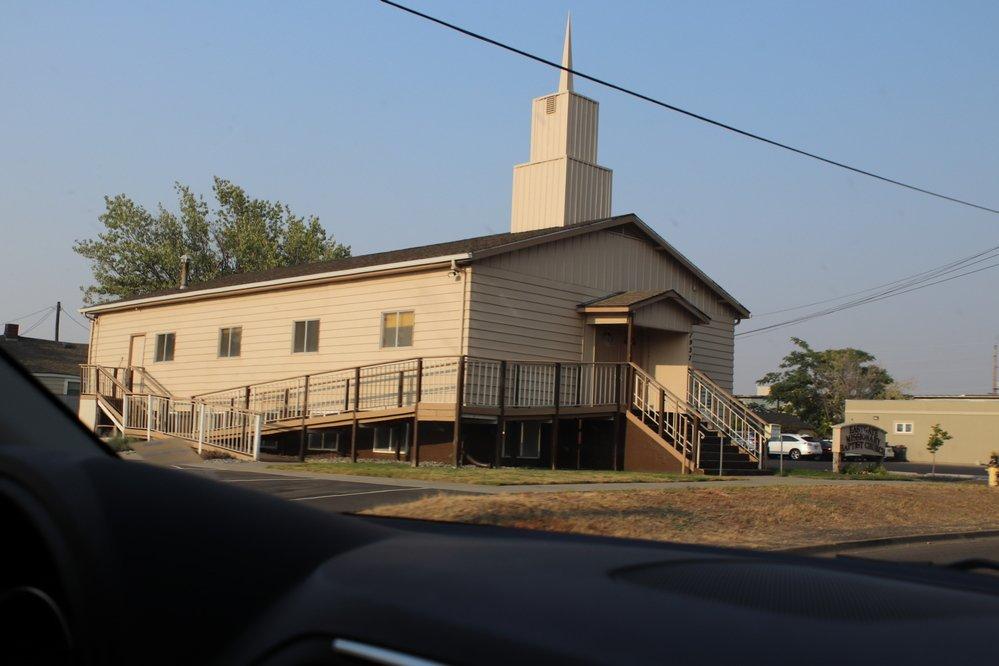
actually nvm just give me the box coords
[127,334,145,391]
[128,334,146,367]
[593,325,628,362]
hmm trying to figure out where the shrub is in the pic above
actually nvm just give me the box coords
[200,448,235,461]
[842,463,887,477]
[105,434,135,452]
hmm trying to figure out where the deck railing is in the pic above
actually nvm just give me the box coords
[193,356,629,423]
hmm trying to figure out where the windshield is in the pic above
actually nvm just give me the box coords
[5,2,997,571]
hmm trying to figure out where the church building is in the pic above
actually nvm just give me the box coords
[78,20,767,473]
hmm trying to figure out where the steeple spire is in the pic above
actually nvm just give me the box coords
[558,13,573,92]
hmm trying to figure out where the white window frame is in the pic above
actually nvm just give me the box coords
[380,310,415,348]
[894,422,914,435]
[153,332,176,362]
[218,326,243,358]
[63,378,81,396]
[292,319,320,354]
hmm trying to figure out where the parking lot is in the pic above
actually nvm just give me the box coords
[765,457,987,477]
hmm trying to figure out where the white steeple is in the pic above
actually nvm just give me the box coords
[510,15,612,233]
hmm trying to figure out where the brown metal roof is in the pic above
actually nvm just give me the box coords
[86,213,750,317]
[0,335,88,376]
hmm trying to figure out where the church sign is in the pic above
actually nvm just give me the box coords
[831,423,886,471]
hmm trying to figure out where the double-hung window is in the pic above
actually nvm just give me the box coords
[218,326,242,358]
[293,320,320,353]
[381,311,414,348]
[154,333,175,362]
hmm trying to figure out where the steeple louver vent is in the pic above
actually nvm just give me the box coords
[545,96,557,114]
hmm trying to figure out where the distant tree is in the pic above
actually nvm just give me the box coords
[73,177,350,304]
[925,423,952,475]
[881,379,916,400]
[759,338,894,436]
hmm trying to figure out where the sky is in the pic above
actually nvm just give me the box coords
[2,0,997,394]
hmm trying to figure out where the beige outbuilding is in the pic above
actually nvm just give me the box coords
[845,397,999,466]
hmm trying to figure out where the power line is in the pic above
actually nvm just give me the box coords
[380,0,999,216]
[21,308,54,336]
[737,258,999,338]
[61,309,89,331]
[754,242,999,316]
[4,305,53,324]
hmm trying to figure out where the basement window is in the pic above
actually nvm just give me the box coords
[372,422,410,454]
[154,333,175,362]
[293,320,320,353]
[894,422,913,435]
[381,311,414,348]
[218,326,242,358]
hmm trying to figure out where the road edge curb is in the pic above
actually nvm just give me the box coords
[781,528,999,555]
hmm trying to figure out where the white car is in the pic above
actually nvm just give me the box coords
[768,434,823,460]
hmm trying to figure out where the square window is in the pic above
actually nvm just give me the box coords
[218,326,242,358]
[154,333,175,362]
[381,310,414,348]
[372,423,410,453]
[293,320,319,353]
[65,379,81,396]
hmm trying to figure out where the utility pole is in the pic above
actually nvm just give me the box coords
[993,344,997,396]
[54,301,61,342]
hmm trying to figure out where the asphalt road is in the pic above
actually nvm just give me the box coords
[766,457,987,476]
[819,535,999,573]
[177,466,469,512]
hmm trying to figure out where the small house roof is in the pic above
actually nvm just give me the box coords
[0,335,88,376]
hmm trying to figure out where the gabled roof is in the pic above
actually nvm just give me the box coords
[81,213,749,317]
[0,335,88,376]
[578,290,711,326]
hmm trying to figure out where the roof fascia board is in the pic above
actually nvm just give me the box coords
[80,253,471,315]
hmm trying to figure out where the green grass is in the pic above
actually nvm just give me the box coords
[268,461,726,486]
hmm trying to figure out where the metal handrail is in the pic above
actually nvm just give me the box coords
[687,368,766,463]
[627,364,698,468]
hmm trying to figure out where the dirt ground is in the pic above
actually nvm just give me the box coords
[364,482,999,550]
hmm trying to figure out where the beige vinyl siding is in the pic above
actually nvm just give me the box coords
[474,227,739,388]
[466,264,603,361]
[690,318,735,390]
[89,268,466,397]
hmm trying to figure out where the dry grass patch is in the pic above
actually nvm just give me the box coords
[364,483,999,550]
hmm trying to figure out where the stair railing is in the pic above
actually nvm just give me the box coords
[687,367,768,465]
[628,364,698,469]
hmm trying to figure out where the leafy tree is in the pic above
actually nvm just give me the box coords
[759,338,894,435]
[74,177,350,304]
[925,423,951,475]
